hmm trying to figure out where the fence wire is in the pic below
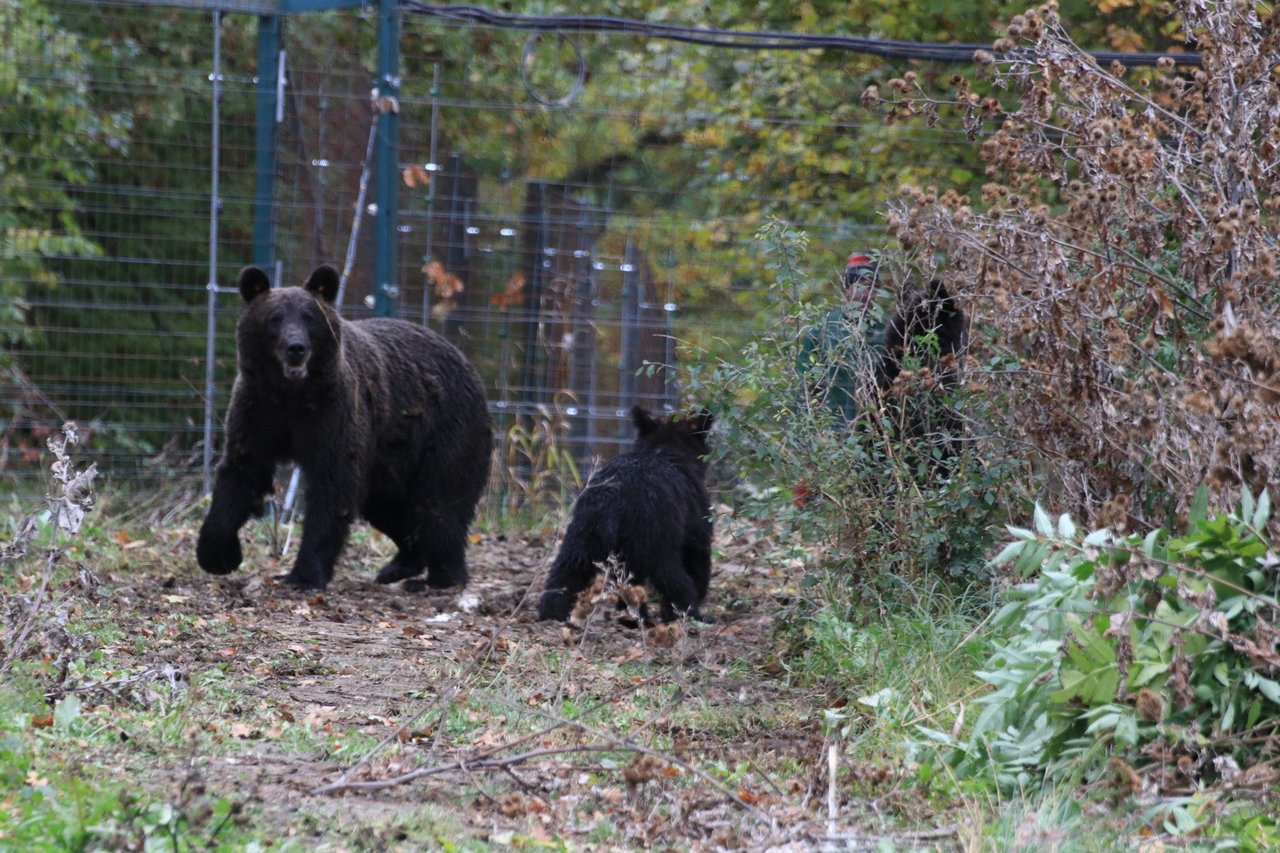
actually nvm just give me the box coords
[3,0,982,502]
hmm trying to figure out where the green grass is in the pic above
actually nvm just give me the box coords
[0,673,267,851]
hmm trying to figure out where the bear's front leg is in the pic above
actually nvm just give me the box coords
[197,456,273,576]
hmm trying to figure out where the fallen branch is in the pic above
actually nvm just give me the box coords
[319,696,776,829]
[317,743,617,792]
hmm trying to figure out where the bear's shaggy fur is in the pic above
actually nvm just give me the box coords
[875,278,968,463]
[538,406,715,623]
[876,278,967,392]
[196,265,492,591]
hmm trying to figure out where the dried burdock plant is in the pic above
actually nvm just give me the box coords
[874,0,1280,531]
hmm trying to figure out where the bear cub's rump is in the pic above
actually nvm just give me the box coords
[196,264,492,591]
[539,406,715,623]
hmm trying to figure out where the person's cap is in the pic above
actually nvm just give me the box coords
[843,252,879,286]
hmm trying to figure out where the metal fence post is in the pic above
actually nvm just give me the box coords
[619,234,638,419]
[201,9,223,494]
[374,0,400,317]
[252,14,281,272]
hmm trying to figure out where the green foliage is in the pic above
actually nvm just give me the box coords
[922,493,1280,804]
[0,0,125,357]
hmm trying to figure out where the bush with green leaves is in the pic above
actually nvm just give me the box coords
[688,220,1013,593]
[921,491,1280,804]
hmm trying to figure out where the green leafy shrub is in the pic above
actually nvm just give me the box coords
[924,492,1280,801]
[689,220,1013,593]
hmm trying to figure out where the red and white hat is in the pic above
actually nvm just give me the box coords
[843,252,879,285]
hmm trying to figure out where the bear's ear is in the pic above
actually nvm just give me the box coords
[304,265,341,303]
[238,266,271,303]
[690,408,714,434]
[631,405,658,437]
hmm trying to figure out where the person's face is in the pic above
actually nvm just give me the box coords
[843,266,878,307]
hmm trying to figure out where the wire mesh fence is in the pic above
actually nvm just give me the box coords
[4,0,940,501]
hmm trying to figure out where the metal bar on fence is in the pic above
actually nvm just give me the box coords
[252,14,282,270]
[201,10,223,495]
[419,62,440,325]
[619,234,638,419]
[373,0,401,318]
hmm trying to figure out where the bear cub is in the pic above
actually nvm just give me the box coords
[196,264,492,591]
[539,406,715,623]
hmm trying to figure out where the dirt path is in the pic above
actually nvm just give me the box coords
[75,521,905,850]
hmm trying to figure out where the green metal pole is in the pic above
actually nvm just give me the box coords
[253,14,281,272]
[374,0,400,317]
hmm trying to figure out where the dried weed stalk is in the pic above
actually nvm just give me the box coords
[1,422,96,675]
[500,407,584,513]
[872,0,1280,530]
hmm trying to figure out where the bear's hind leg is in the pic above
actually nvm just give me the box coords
[538,514,617,621]
[539,549,600,621]
[366,497,427,585]
[680,534,714,623]
[416,507,470,589]
[643,544,705,623]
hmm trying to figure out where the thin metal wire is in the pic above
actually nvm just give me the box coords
[405,3,1203,68]
[519,32,586,107]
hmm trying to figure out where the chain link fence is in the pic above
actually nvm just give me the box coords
[4,0,922,502]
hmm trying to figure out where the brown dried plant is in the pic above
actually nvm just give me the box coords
[872,0,1280,531]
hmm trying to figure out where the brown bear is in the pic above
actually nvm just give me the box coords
[538,406,715,623]
[196,264,492,591]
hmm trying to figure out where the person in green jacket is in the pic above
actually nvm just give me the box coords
[796,251,888,424]
[791,252,886,509]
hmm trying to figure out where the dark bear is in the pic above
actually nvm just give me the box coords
[196,264,492,591]
[875,278,968,464]
[876,278,967,391]
[538,406,715,624]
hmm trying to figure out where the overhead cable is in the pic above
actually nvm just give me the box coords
[401,3,1203,68]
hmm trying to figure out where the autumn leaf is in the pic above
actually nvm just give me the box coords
[423,260,464,300]
[402,164,431,188]
[490,272,526,309]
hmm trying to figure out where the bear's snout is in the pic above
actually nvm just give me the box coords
[279,337,311,381]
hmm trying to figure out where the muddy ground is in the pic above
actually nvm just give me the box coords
[59,517,937,851]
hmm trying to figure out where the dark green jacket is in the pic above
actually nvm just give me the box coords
[797,306,883,423]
